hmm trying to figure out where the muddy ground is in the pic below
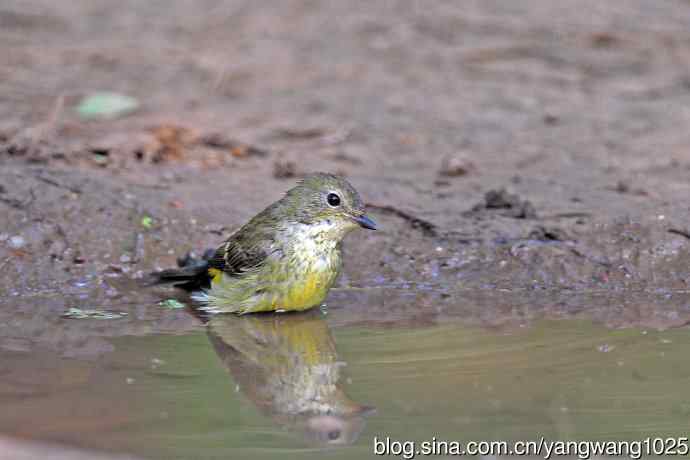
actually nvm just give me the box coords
[3,0,690,354]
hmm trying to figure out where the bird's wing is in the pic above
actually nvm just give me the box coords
[207,232,271,277]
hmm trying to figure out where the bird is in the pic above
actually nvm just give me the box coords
[151,173,377,314]
[208,311,374,445]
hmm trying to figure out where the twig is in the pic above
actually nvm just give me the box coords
[569,246,612,268]
[541,212,592,219]
[47,93,65,133]
[0,257,10,271]
[366,203,438,237]
[0,196,24,209]
[34,173,82,194]
[668,228,690,240]
[0,187,35,210]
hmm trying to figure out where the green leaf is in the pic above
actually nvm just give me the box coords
[76,92,139,119]
[141,216,154,229]
[159,299,186,310]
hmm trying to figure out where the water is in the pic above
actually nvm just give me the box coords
[1,288,690,459]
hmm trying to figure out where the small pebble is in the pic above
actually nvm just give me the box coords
[439,153,476,177]
[597,344,614,353]
[8,235,25,249]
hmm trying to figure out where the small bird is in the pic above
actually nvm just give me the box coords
[208,311,373,445]
[152,173,377,314]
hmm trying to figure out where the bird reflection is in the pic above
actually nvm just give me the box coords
[207,310,374,446]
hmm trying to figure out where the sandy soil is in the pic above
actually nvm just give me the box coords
[3,0,690,342]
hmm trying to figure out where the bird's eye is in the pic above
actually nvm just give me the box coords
[327,193,341,207]
[327,430,341,441]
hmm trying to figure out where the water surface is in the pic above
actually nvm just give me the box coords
[1,289,689,459]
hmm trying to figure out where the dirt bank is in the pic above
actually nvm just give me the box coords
[3,0,690,344]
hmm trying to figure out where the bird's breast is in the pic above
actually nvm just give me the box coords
[277,224,342,309]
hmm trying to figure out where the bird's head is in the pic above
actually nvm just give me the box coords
[280,173,377,238]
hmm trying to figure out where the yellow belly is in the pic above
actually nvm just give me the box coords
[205,265,337,314]
[276,271,331,311]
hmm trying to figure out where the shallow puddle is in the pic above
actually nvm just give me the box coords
[1,289,690,459]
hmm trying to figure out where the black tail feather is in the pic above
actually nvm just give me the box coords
[145,253,212,290]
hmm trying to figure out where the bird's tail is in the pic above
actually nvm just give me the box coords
[145,250,214,290]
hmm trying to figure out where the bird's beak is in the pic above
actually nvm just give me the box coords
[352,214,377,230]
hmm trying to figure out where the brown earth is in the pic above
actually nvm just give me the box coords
[3,0,690,352]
